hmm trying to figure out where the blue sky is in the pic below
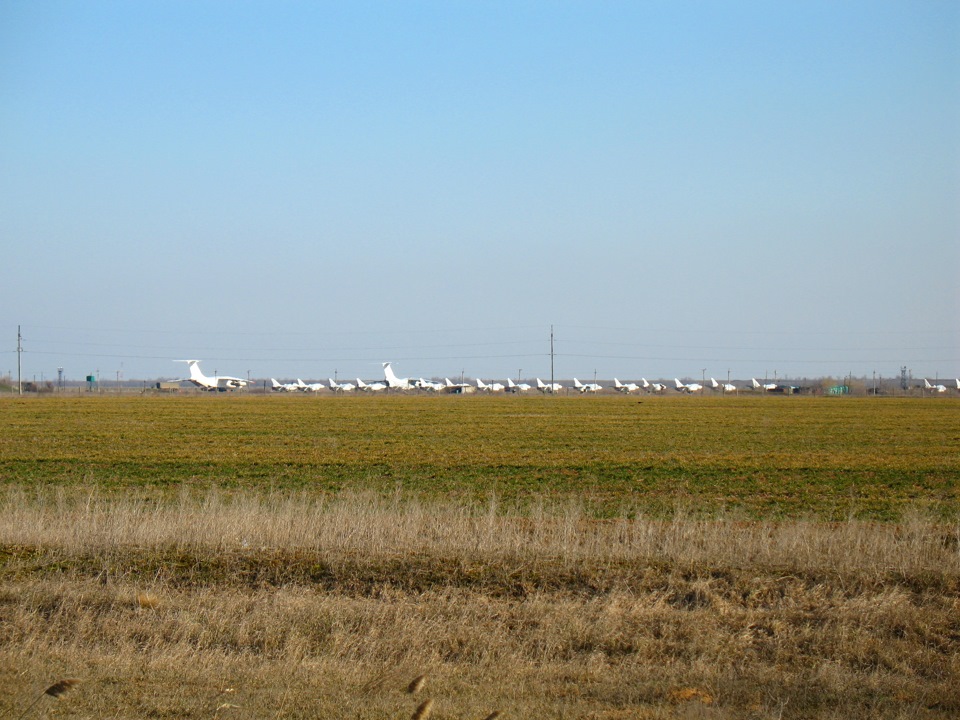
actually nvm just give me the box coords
[2,1,958,383]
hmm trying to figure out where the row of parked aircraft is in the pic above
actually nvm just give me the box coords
[268,368,802,395]
[178,360,959,396]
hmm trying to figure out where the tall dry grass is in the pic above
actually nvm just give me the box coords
[2,486,956,580]
[1,487,958,718]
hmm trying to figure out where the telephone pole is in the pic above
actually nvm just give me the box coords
[17,326,22,396]
[550,325,555,391]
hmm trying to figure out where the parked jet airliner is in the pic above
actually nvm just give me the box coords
[674,378,703,393]
[477,378,505,392]
[271,378,299,392]
[357,378,387,392]
[328,378,356,392]
[924,379,948,393]
[613,378,639,393]
[642,378,666,393]
[536,378,564,393]
[297,379,326,392]
[573,378,602,393]
[178,360,249,391]
[507,378,531,392]
[711,378,737,393]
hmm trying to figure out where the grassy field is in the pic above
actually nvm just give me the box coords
[1,393,958,518]
[1,394,958,718]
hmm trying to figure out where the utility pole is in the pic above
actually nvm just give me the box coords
[17,326,22,396]
[550,325,554,391]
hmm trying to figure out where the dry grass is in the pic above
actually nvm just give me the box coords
[1,488,958,718]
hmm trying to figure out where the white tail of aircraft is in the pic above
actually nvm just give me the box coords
[642,378,666,393]
[573,378,601,393]
[507,378,531,392]
[328,378,356,392]
[178,360,248,391]
[613,378,639,393]
[536,378,563,393]
[357,378,386,392]
[297,379,325,392]
[382,362,413,390]
[674,378,703,393]
[271,378,299,392]
[924,379,948,393]
[477,378,505,392]
[752,378,778,391]
[711,378,737,393]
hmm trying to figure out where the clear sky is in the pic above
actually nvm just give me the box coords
[2,1,958,383]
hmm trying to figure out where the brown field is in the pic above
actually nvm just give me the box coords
[1,395,958,718]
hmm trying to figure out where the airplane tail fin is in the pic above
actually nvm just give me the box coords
[924,379,932,389]
[751,378,760,389]
[675,378,683,389]
[185,360,205,382]
[710,378,719,388]
[614,378,623,388]
[507,378,516,388]
[573,378,583,389]
[383,362,400,385]
[536,378,546,389]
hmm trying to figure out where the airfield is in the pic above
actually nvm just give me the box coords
[2,394,958,718]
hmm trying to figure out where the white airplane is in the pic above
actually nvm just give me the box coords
[613,378,640,393]
[507,378,531,393]
[296,379,326,392]
[270,378,299,392]
[573,378,602,393]
[442,377,474,393]
[957,379,960,391]
[328,378,356,392]
[924,379,948,393]
[752,378,779,391]
[642,378,666,393]
[674,378,703,393]
[477,378,505,392]
[536,378,564,393]
[382,362,414,390]
[177,360,249,391]
[416,378,444,392]
[357,378,387,392]
[710,378,737,393]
